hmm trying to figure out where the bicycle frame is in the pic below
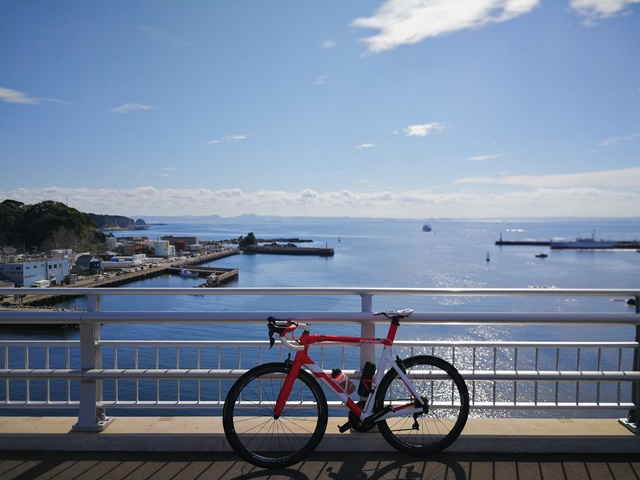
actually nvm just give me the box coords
[274,320,426,425]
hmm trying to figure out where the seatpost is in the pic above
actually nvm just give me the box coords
[360,294,376,367]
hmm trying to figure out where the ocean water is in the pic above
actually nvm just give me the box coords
[53,217,640,341]
[2,218,639,417]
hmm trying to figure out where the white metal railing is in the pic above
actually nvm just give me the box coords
[0,287,639,432]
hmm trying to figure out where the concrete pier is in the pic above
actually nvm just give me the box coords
[242,245,334,256]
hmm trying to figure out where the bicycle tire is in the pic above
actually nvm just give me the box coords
[375,355,469,455]
[222,362,328,469]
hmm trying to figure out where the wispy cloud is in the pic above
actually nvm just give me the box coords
[321,40,337,49]
[356,143,376,149]
[405,122,445,137]
[207,134,250,145]
[6,184,638,218]
[158,167,176,178]
[598,132,640,147]
[455,167,640,188]
[468,153,505,161]
[0,86,69,105]
[111,103,154,114]
[139,26,190,46]
[352,0,540,53]
[314,74,330,85]
[569,0,640,24]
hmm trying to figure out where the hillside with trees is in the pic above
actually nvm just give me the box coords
[0,200,106,252]
[88,213,136,230]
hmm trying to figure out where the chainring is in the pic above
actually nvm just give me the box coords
[349,401,377,433]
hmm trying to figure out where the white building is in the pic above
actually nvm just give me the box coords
[153,241,176,258]
[0,257,71,286]
[101,254,147,269]
[106,237,118,250]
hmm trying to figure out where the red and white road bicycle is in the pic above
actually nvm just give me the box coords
[222,309,469,469]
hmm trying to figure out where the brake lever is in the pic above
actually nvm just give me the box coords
[267,316,288,349]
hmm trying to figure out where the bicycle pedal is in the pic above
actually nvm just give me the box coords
[338,421,351,433]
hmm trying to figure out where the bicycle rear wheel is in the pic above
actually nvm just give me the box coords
[375,355,469,455]
[222,362,328,469]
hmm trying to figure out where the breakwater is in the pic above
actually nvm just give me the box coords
[242,245,334,256]
[495,240,550,246]
[496,239,640,249]
[166,265,239,287]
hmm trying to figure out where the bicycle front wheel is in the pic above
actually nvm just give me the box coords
[375,355,469,455]
[222,362,328,469]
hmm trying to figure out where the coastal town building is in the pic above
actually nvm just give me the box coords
[0,257,71,286]
[73,254,102,274]
[160,236,202,252]
[161,236,199,246]
[101,254,147,269]
[106,237,118,250]
[153,241,176,258]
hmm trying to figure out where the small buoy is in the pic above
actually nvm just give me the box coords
[486,253,490,262]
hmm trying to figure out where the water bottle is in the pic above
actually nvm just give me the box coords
[331,368,355,394]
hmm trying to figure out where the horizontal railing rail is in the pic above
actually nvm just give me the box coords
[1,287,638,432]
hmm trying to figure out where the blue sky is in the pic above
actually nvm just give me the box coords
[1,0,639,218]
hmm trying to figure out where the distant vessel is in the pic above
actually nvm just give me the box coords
[550,231,616,250]
[535,253,548,258]
[422,223,432,232]
[179,269,198,278]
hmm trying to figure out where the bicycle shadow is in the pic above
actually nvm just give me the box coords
[226,452,467,480]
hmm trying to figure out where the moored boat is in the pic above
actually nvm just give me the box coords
[550,230,618,250]
[179,269,198,278]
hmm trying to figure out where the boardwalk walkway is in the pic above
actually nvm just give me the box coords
[1,417,639,479]
[1,450,638,479]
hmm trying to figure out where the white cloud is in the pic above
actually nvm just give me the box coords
[569,0,640,23]
[111,103,154,114]
[405,122,445,137]
[5,183,638,218]
[455,167,640,187]
[468,153,505,161]
[598,132,640,147]
[0,87,39,105]
[207,134,250,145]
[356,143,376,149]
[352,0,540,53]
[0,86,69,105]
[314,74,330,85]
[321,40,337,49]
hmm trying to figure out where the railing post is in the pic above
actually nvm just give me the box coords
[620,295,640,433]
[360,294,375,368]
[631,296,640,422]
[73,294,113,432]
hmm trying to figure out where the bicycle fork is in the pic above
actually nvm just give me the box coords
[273,356,301,419]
